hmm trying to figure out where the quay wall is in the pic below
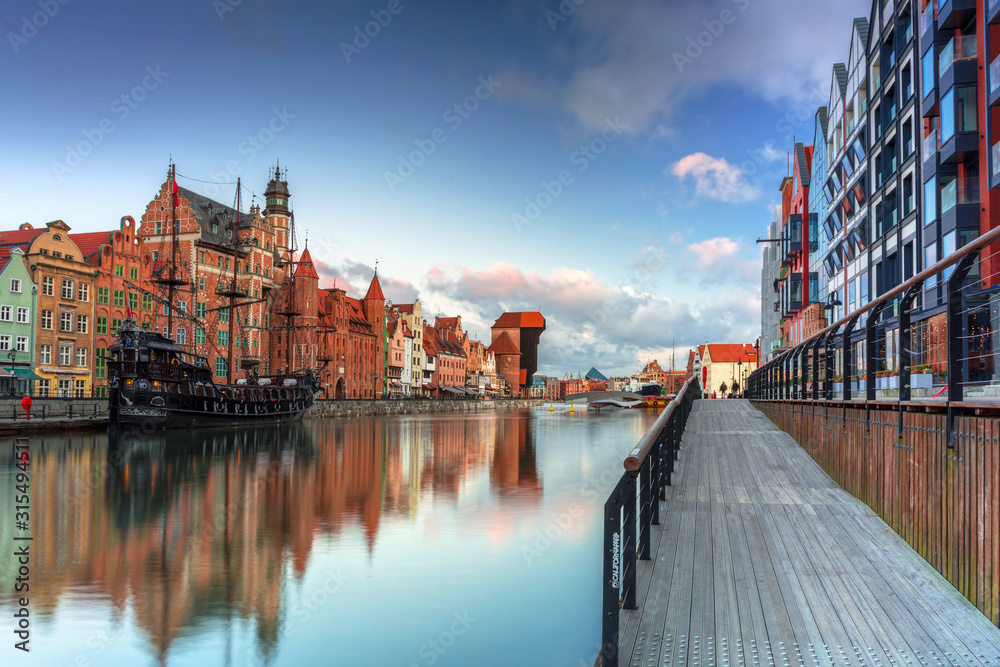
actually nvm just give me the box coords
[752,399,1000,627]
[306,398,543,419]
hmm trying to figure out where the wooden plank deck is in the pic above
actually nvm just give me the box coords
[619,399,1000,667]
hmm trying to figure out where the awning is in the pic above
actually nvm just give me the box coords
[13,368,43,380]
[440,385,463,395]
[423,383,437,391]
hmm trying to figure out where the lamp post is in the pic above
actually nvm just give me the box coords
[736,359,742,398]
[6,349,16,396]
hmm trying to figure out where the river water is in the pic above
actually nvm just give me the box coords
[0,407,659,667]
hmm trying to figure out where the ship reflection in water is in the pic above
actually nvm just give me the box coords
[0,408,658,666]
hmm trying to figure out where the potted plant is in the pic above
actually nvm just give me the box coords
[910,364,933,388]
[886,369,899,390]
[832,376,844,393]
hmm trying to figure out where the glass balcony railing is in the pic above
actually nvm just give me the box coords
[993,141,1000,178]
[921,4,934,33]
[923,129,938,157]
[939,34,978,75]
[991,0,1000,14]
[991,54,1000,95]
[941,177,980,213]
[883,0,896,28]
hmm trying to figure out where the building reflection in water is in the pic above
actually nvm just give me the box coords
[0,412,540,664]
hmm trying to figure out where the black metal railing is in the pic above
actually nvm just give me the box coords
[747,224,1000,448]
[599,376,699,667]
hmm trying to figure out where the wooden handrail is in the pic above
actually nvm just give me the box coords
[624,375,695,471]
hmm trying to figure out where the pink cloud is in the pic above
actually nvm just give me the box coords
[686,237,740,270]
[670,152,759,203]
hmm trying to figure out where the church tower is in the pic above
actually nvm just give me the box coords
[363,270,386,398]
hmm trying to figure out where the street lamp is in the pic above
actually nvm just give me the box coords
[6,349,15,396]
[736,359,742,398]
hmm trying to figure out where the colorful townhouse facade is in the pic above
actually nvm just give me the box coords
[0,248,39,394]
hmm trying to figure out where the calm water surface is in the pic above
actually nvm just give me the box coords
[1,407,659,666]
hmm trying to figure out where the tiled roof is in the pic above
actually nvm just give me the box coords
[488,331,520,355]
[69,231,113,267]
[175,185,251,249]
[0,225,47,248]
[294,248,319,279]
[394,303,414,314]
[364,274,384,300]
[707,343,757,363]
[493,311,545,329]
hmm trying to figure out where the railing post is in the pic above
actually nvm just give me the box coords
[842,315,860,401]
[792,348,800,400]
[825,331,836,399]
[601,476,627,667]
[865,302,888,401]
[946,251,979,448]
[621,473,638,610]
[812,337,822,400]
[639,459,651,559]
[898,282,923,402]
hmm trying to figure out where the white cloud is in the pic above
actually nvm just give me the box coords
[671,153,760,203]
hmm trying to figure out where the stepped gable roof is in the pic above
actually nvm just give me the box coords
[364,273,384,300]
[707,343,757,363]
[423,329,440,357]
[493,311,545,328]
[0,225,47,250]
[488,331,520,356]
[294,248,319,279]
[69,231,113,266]
[437,316,459,329]
[585,367,608,382]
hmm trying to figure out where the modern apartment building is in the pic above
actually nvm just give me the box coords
[760,208,783,361]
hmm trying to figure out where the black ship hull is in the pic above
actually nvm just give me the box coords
[110,400,312,430]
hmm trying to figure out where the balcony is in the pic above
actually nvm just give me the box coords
[940,130,979,164]
[939,35,978,90]
[991,54,1000,107]
[938,0,975,30]
[940,176,980,232]
[991,0,1000,24]
[920,4,935,43]
[883,0,895,30]
[992,141,1000,189]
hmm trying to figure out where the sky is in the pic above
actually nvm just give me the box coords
[1,0,870,377]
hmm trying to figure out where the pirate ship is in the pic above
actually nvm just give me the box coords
[107,165,323,430]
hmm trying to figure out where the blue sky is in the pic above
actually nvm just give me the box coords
[1,0,869,376]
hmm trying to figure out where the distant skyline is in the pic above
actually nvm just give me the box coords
[1,0,869,375]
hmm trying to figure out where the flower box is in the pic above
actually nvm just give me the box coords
[911,373,933,388]
[833,382,844,393]
[886,375,899,390]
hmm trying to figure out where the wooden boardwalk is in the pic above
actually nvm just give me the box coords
[618,400,1000,667]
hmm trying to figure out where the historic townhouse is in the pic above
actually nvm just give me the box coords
[25,221,96,396]
[392,300,425,396]
[72,215,152,397]
[0,248,38,394]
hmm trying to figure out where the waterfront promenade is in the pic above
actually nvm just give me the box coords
[616,400,1000,667]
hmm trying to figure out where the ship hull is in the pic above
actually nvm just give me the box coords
[110,403,312,430]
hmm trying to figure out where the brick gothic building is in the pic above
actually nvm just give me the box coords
[71,216,152,396]
[489,312,545,397]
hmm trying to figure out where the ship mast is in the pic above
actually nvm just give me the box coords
[227,179,242,385]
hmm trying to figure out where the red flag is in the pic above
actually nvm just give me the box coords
[126,298,133,320]
[171,177,178,207]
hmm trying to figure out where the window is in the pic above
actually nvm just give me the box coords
[97,287,109,304]
[129,292,139,310]
[40,345,51,365]
[940,86,976,141]
[925,242,939,288]
[61,279,74,299]
[0,335,10,350]
[199,251,206,263]
[57,379,70,397]
[15,336,27,352]
[42,276,53,296]
[0,306,11,322]
[78,284,89,302]
[129,267,138,280]
[113,290,125,307]
[77,315,88,334]
[143,294,153,311]
[76,348,86,367]
[198,277,205,292]
[151,250,158,260]
[60,311,73,333]
[195,302,206,318]
[219,308,229,323]
[38,379,49,395]
[74,380,85,398]
[41,310,52,330]
[96,348,107,378]
[215,357,227,377]
[924,177,937,225]
[177,327,187,345]
[196,328,206,344]
[218,330,229,346]
[9,278,21,293]
[112,318,121,331]
[96,317,107,335]
[922,48,936,99]
[59,344,72,366]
